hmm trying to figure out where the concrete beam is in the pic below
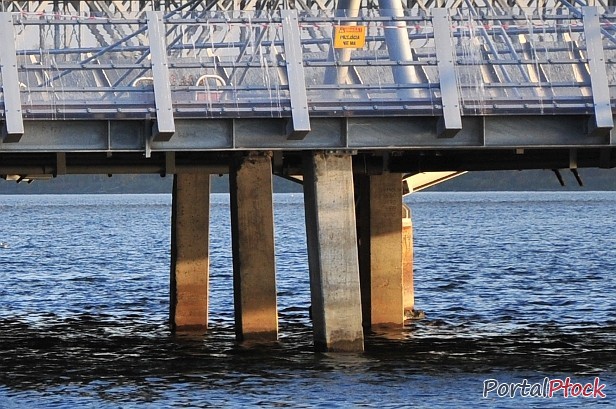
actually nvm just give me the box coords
[230,152,278,342]
[402,171,467,196]
[170,172,211,331]
[0,116,612,154]
[303,152,364,352]
[357,173,404,328]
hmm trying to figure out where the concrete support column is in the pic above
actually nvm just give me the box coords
[402,215,414,315]
[303,152,364,352]
[170,172,211,331]
[230,152,278,342]
[357,173,404,328]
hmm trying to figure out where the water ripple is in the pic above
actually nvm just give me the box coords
[0,192,614,407]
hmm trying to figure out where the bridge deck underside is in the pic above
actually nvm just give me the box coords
[0,3,616,173]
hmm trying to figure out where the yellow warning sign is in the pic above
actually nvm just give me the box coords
[333,25,366,49]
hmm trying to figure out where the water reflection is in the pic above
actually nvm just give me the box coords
[1,315,614,391]
[0,193,614,407]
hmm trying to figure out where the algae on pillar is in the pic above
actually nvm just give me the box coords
[303,151,364,352]
[170,172,211,332]
[230,152,278,342]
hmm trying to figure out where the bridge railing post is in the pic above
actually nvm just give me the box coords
[432,8,462,139]
[281,9,311,140]
[0,12,24,142]
[146,10,175,142]
[582,6,614,137]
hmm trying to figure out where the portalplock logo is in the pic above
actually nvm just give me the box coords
[483,377,606,399]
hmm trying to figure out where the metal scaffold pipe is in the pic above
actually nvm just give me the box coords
[379,0,423,97]
[323,0,362,86]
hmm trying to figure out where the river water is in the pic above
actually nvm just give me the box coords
[0,192,614,407]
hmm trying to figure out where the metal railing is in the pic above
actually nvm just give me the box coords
[1,6,616,138]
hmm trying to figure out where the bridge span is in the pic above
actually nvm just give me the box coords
[1,0,615,351]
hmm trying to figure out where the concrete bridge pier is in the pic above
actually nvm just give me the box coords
[230,152,278,342]
[402,213,415,316]
[356,173,405,329]
[170,172,211,332]
[168,154,410,351]
[303,152,364,352]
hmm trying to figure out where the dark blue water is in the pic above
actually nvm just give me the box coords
[0,192,614,407]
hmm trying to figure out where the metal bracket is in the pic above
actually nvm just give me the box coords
[147,11,175,141]
[0,12,23,142]
[165,151,176,175]
[432,8,462,138]
[569,148,578,169]
[144,117,152,158]
[582,7,613,137]
[281,9,311,140]
[55,152,67,176]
